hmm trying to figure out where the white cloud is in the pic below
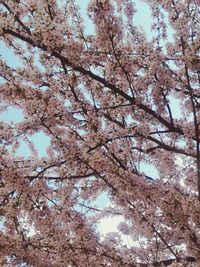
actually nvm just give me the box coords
[97,215,139,248]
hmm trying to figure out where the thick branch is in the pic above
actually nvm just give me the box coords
[135,256,196,267]
[3,29,185,136]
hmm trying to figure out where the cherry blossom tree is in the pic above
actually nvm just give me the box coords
[0,0,200,266]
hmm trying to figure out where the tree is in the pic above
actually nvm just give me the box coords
[0,0,200,266]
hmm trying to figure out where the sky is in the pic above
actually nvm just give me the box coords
[0,0,181,244]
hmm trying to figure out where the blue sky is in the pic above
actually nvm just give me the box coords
[0,0,184,242]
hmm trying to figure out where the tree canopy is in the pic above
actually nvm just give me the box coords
[0,0,200,266]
